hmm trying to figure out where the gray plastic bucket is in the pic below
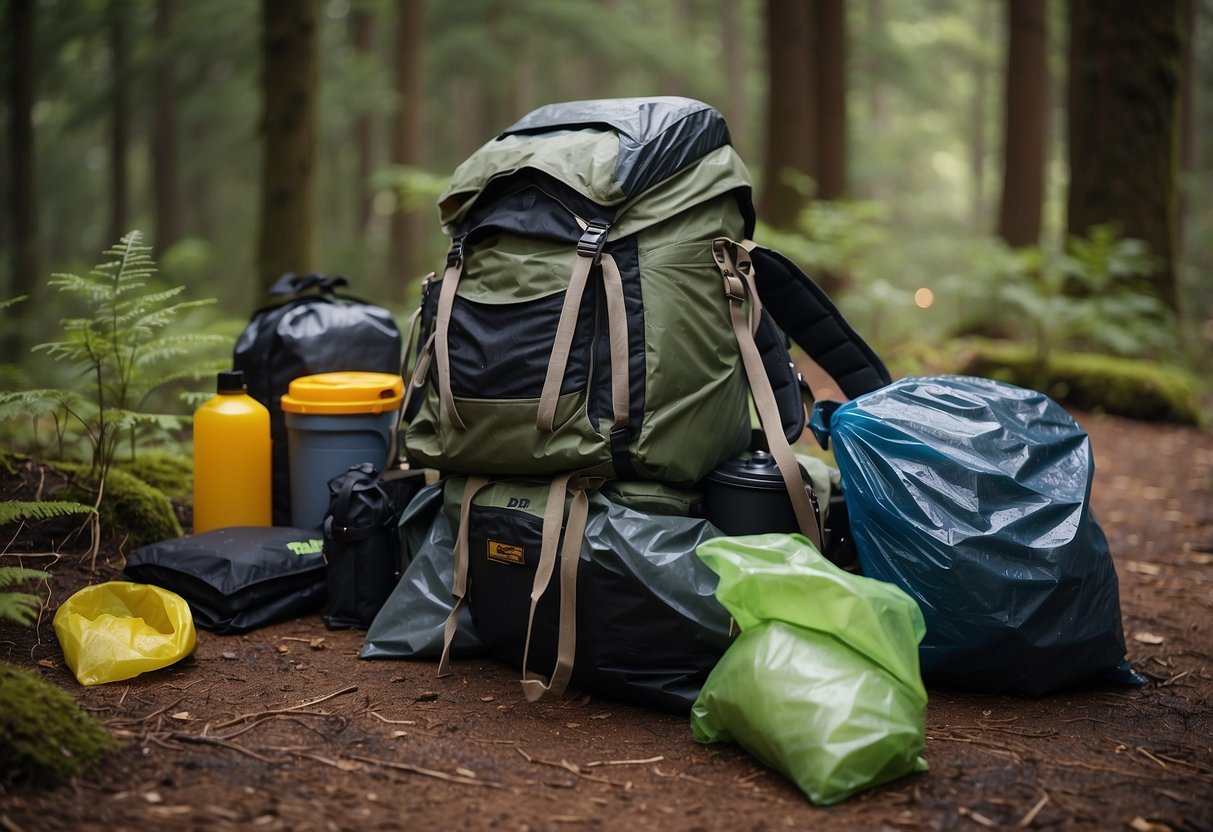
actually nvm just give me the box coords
[285,410,397,529]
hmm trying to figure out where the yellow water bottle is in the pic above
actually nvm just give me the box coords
[192,370,271,533]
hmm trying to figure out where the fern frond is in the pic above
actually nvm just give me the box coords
[0,295,29,312]
[0,501,97,526]
[0,591,42,627]
[100,408,187,432]
[0,566,50,588]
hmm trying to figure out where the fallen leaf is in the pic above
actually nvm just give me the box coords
[1133,632,1165,645]
[37,659,54,669]
[170,711,192,721]
[143,791,163,804]
[276,645,290,654]
[480,696,495,702]
[1130,817,1173,832]
[221,652,238,660]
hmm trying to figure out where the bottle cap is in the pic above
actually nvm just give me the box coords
[216,370,247,393]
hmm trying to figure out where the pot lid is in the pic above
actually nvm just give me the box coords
[706,450,787,489]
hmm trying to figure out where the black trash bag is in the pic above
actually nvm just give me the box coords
[124,526,327,634]
[811,375,1140,696]
[360,481,486,659]
[448,477,733,713]
[233,272,402,525]
[322,462,425,630]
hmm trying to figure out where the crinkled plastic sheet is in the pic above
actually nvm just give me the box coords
[812,375,1135,696]
[691,534,928,805]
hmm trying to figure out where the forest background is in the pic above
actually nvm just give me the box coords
[1,0,1211,431]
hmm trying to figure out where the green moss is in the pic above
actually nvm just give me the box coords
[58,462,183,549]
[115,450,193,502]
[0,662,120,782]
[957,340,1205,425]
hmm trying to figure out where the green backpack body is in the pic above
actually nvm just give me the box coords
[403,98,759,485]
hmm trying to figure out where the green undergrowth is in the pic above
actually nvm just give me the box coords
[56,462,182,549]
[113,451,193,503]
[956,340,1205,426]
[0,662,119,782]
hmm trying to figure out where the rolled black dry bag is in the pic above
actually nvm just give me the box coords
[322,462,423,629]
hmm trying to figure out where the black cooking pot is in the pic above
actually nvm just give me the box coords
[703,450,800,536]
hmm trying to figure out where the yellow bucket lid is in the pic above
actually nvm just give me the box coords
[280,371,404,415]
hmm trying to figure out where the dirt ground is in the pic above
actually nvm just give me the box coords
[2,409,1211,832]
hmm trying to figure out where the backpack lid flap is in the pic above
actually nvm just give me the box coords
[440,97,733,226]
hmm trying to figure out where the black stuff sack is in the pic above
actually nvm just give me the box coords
[322,462,425,630]
[124,526,327,635]
[233,272,402,525]
[811,375,1137,696]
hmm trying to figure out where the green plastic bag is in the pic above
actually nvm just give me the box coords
[691,534,928,805]
[53,581,197,686]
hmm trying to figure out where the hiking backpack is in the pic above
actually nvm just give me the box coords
[395,97,890,702]
[401,97,887,520]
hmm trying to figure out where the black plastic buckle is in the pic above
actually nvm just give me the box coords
[577,222,610,260]
[447,235,466,264]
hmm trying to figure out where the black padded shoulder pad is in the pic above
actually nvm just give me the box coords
[749,246,892,399]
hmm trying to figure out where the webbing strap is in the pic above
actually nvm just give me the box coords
[438,474,491,677]
[387,303,426,466]
[519,472,590,702]
[433,258,466,430]
[400,330,434,422]
[599,254,630,431]
[536,254,594,432]
[712,238,823,552]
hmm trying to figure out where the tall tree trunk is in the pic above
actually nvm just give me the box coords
[814,0,847,201]
[721,0,748,156]
[1067,0,1183,307]
[152,0,180,255]
[1178,0,1195,255]
[109,0,130,246]
[760,0,816,227]
[6,0,39,340]
[865,0,892,205]
[970,1,994,229]
[351,9,375,236]
[389,0,425,295]
[998,0,1048,248]
[257,0,319,295]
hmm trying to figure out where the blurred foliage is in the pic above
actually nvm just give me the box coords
[0,0,1209,421]
[958,340,1204,426]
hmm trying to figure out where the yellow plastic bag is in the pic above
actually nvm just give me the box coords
[53,581,197,686]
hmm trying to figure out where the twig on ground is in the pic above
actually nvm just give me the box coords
[346,754,502,788]
[515,747,633,789]
[168,732,283,764]
[212,685,357,730]
[369,711,416,725]
[584,756,663,768]
[1016,792,1049,827]
[958,806,997,827]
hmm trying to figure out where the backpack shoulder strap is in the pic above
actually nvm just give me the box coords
[745,244,892,399]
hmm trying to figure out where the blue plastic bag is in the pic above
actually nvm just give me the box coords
[812,376,1134,696]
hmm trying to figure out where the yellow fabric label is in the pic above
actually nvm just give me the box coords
[487,540,525,566]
